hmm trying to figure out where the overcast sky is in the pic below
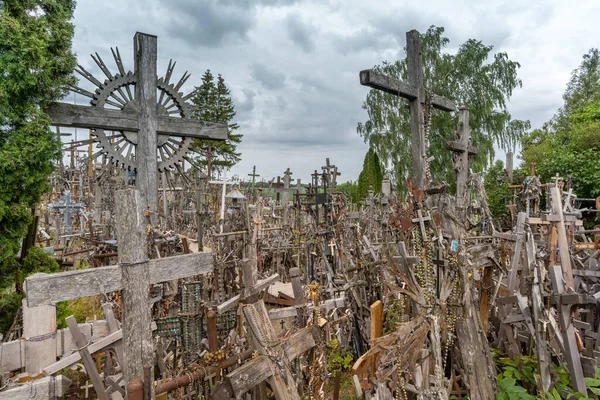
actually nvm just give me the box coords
[66,0,600,183]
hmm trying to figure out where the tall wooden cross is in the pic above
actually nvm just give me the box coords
[359,29,456,191]
[447,106,478,209]
[47,32,228,221]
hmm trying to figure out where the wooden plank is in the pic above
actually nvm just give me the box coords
[43,322,157,376]
[66,316,108,400]
[226,355,273,398]
[551,187,575,289]
[268,297,345,320]
[282,329,315,362]
[102,303,124,369]
[217,274,279,314]
[115,189,153,388]
[548,265,587,395]
[0,375,70,400]
[0,339,24,373]
[44,329,122,376]
[370,300,383,343]
[25,252,213,307]
[48,102,227,140]
[289,267,306,327]
[358,69,456,112]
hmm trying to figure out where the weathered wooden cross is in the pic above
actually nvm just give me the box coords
[447,107,478,209]
[47,32,228,219]
[360,29,456,191]
[25,192,214,395]
[28,31,226,397]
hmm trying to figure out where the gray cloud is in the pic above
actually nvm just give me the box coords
[234,88,257,115]
[69,0,600,184]
[249,62,286,90]
[165,1,256,48]
[285,15,316,53]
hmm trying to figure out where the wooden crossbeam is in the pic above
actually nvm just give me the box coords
[48,102,228,140]
[25,251,213,307]
[359,70,456,112]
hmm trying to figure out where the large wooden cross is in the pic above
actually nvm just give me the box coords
[360,30,456,191]
[25,190,214,397]
[47,32,228,219]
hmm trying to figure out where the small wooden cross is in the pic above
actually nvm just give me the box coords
[80,380,94,399]
[412,209,431,241]
[328,238,336,254]
[182,385,196,399]
[204,371,217,391]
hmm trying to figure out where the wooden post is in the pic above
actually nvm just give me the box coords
[115,189,154,396]
[548,265,587,395]
[134,32,159,222]
[290,267,306,327]
[550,186,575,289]
[22,298,56,373]
[506,152,513,181]
[406,30,426,190]
[369,300,383,376]
[207,309,218,352]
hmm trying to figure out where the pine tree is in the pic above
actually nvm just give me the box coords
[356,148,384,202]
[191,70,242,176]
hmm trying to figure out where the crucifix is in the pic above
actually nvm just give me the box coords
[447,106,478,210]
[47,32,228,222]
[360,29,456,191]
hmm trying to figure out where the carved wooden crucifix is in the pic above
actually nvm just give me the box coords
[359,30,456,191]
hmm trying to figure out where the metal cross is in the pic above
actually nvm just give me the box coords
[47,190,85,235]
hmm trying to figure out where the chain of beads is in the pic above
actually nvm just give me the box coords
[442,252,463,371]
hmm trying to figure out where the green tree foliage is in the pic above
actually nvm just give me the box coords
[520,50,600,200]
[357,26,530,186]
[336,180,359,204]
[0,247,60,334]
[191,70,242,174]
[483,160,512,227]
[0,0,77,264]
[356,147,383,202]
